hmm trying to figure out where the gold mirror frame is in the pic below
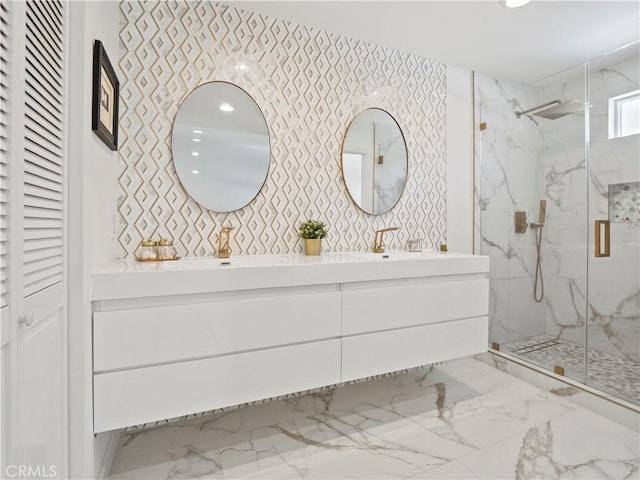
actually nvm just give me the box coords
[340,108,408,215]
[171,81,271,213]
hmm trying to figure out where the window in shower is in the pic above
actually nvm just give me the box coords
[608,89,640,138]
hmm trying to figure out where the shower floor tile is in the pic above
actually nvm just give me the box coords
[501,334,640,405]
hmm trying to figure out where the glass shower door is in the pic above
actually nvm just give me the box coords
[476,64,589,386]
[587,42,640,405]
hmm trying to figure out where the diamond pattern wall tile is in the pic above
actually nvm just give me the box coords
[117,1,447,258]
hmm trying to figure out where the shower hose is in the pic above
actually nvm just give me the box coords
[533,224,544,303]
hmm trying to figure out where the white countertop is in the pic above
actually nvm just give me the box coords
[92,251,490,300]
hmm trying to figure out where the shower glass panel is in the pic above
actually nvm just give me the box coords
[476,42,640,406]
[476,64,589,387]
[587,43,640,404]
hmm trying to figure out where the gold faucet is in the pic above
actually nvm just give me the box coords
[217,223,235,259]
[373,227,399,253]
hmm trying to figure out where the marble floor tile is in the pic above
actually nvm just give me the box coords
[475,351,640,432]
[425,386,579,449]
[110,441,224,479]
[458,408,640,480]
[114,409,244,461]
[406,460,479,479]
[109,357,639,480]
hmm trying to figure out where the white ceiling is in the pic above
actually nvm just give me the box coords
[227,0,640,83]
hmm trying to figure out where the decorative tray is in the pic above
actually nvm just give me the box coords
[135,257,181,262]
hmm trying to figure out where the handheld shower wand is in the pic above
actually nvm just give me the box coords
[531,200,546,303]
[531,199,546,228]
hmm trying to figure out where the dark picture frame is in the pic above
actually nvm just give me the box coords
[92,40,119,151]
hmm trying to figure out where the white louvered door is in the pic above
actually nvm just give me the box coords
[2,1,68,476]
[1,0,11,469]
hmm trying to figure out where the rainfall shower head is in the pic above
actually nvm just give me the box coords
[515,99,587,120]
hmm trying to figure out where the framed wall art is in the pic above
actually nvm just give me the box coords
[92,39,119,151]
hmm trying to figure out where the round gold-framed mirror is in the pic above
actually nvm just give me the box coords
[172,81,271,213]
[341,108,408,215]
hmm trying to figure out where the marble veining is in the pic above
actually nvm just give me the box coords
[109,358,639,479]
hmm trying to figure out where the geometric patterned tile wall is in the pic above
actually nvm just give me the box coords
[117,1,447,258]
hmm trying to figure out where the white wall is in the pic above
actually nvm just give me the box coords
[67,1,120,478]
[446,65,474,254]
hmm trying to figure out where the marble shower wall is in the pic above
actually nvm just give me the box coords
[474,73,547,346]
[116,1,447,258]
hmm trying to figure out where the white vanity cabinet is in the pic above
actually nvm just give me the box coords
[91,253,489,433]
[341,277,489,381]
[92,286,342,432]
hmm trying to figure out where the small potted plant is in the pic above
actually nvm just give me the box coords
[298,219,328,256]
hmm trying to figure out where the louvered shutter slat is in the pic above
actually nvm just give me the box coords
[24,229,61,243]
[25,51,63,98]
[26,19,63,67]
[24,196,61,212]
[25,115,63,153]
[29,1,63,40]
[24,206,61,220]
[0,2,8,308]
[24,271,62,298]
[24,255,62,275]
[24,217,59,230]
[24,181,63,200]
[25,78,63,119]
[24,245,61,264]
[24,175,62,195]
[25,142,62,168]
[25,151,62,175]
[22,237,61,252]
[23,0,65,299]
[23,161,61,185]
[25,30,63,74]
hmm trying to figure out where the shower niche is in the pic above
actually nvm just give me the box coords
[475,41,640,406]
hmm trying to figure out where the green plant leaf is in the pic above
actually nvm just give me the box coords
[298,219,328,239]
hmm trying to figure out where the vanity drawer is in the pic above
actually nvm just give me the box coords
[342,278,488,335]
[341,316,488,382]
[94,339,341,433]
[94,291,341,372]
